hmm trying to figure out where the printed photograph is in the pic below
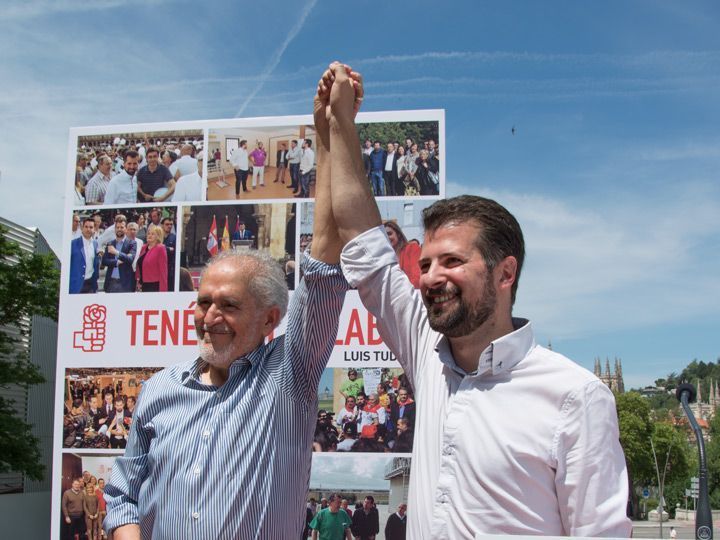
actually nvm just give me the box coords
[208,126,316,200]
[68,207,178,294]
[313,368,415,454]
[180,203,296,290]
[305,454,411,539]
[59,453,116,540]
[62,367,162,449]
[356,120,441,197]
[74,129,204,206]
[301,199,432,288]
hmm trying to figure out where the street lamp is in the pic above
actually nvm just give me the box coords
[651,437,671,539]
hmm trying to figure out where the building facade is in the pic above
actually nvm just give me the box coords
[0,217,58,494]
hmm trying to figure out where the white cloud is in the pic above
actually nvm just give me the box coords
[3,0,178,19]
[445,180,720,339]
[235,0,318,116]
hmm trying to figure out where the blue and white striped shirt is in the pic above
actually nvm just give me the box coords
[104,256,349,539]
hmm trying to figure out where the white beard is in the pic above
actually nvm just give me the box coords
[198,334,237,369]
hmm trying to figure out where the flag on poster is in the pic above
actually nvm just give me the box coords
[207,215,218,256]
[233,215,241,241]
[222,216,231,251]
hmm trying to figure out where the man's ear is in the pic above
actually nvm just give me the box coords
[262,306,282,336]
[495,256,517,293]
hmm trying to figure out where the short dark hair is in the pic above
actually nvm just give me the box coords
[161,218,173,226]
[82,217,95,226]
[124,150,139,161]
[365,495,375,504]
[146,146,160,157]
[291,139,297,145]
[240,140,247,148]
[422,195,525,304]
[304,139,312,148]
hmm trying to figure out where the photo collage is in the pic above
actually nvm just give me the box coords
[56,112,443,537]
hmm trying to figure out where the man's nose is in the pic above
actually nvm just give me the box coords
[203,304,223,326]
[421,261,446,290]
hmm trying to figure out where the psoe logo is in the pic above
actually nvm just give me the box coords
[73,304,107,352]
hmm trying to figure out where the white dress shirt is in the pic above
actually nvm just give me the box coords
[340,226,631,539]
[229,147,249,170]
[82,237,96,280]
[172,172,202,202]
[286,145,302,164]
[300,147,315,175]
[104,170,137,205]
[131,237,143,272]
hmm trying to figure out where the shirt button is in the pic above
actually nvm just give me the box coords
[202,430,210,438]
[194,467,201,475]
[443,445,453,455]
[192,512,199,519]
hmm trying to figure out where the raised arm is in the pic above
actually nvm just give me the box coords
[324,63,381,244]
[309,66,342,264]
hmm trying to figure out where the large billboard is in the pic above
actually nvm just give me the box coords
[52,111,444,538]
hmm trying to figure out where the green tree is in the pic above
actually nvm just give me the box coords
[650,422,692,517]
[0,225,59,480]
[356,121,439,148]
[706,411,720,505]
[617,392,654,518]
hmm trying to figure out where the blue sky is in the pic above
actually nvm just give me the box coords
[0,0,718,388]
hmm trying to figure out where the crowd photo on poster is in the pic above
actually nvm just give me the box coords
[313,368,416,454]
[62,368,162,449]
[68,207,181,294]
[73,130,204,206]
[356,120,440,197]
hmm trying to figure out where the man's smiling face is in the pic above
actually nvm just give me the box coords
[419,222,498,338]
[195,259,273,368]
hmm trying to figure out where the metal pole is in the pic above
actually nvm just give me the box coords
[651,438,671,539]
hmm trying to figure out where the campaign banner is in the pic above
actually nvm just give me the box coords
[52,110,444,539]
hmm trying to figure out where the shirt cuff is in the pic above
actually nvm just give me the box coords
[301,252,350,288]
[340,226,398,288]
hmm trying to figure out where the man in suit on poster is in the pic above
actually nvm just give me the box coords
[102,215,137,293]
[69,216,101,294]
[274,142,288,183]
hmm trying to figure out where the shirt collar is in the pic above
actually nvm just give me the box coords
[435,318,534,377]
[181,341,269,386]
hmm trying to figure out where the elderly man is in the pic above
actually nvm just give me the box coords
[103,88,349,539]
[105,150,140,204]
[85,155,114,205]
[317,62,631,538]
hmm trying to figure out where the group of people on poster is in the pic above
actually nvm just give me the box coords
[61,472,108,540]
[68,209,180,293]
[63,373,157,449]
[362,138,440,197]
[304,495,406,540]
[74,138,203,205]
[314,369,416,454]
